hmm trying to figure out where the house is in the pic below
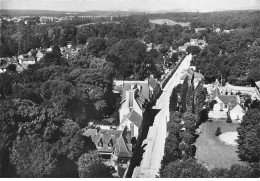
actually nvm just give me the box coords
[213,94,238,112]
[147,75,161,101]
[190,39,198,46]
[113,82,149,121]
[46,47,52,53]
[229,104,245,122]
[179,69,204,87]
[255,81,260,90]
[223,83,260,100]
[18,54,35,69]
[0,59,9,73]
[223,30,231,33]
[120,109,142,139]
[178,45,187,52]
[83,126,132,172]
[36,50,44,61]
[194,28,207,33]
[214,28,221,33]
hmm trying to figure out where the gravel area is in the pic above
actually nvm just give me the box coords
[219,132,238,146]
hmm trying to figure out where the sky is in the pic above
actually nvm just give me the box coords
[1,0,260,12]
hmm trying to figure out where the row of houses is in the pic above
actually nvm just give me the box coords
[82,75,161,177]
[0,42,81,74]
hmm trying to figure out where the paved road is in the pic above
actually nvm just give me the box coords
[132,54,192,178]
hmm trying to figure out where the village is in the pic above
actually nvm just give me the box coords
[1,5,260,178]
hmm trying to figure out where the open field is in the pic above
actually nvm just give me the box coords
[149,19,190,26]
[76,21,120,28]
[195,121,245,170]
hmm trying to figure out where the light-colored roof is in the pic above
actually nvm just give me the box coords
[255,81,260,89]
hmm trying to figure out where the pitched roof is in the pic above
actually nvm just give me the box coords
[218,95,237,107]
[83,128,122,153]
[180,72,192,80]
[0,63,8,69]
[114,81,150,102]
[114,135,132,158]
[22,57,35,62]
[134,91,148,110]
[255,81,260,89]
[128,109,142,128]
[211,87,221,100]
[148,76,160,89]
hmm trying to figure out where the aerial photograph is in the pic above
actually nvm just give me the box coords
[0,0,260,178]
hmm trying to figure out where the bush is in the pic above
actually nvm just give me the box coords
[226,113,232,123]
[226,116,232,123]
[215,127,222,136]
[209,100,217,110]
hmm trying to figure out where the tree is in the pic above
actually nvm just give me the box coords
[186,82,195,113]
[180,76,189,112]
[160,158,209,178]
[209,168,230,178]
[10,136,57,178]
[186,46,201,55]
[226,112,232,123]
[6,64,17,72]
[209,100,217,110]
[215,127,222,136]
[77,151,112,178]
[237,109,260,163]
[0,73,12,100]
[162,134,182,166]
[204,64,220,83]
[169,87,178,112]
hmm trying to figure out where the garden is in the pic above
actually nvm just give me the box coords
[195,120,245,170]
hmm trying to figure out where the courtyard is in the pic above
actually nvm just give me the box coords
[195,120,245,170]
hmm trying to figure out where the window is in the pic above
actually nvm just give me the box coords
[224,104,228,108]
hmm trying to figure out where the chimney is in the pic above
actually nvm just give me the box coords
[150,74,154,78]
[129,85,134,110]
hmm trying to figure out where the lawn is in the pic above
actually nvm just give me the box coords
[195,121,245,170]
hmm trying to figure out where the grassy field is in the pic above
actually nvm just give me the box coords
[149,19,190,27]
[195,121,245,170]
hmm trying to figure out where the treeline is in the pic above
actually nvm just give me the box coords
[192,27,260,85]
[147,10,260,29]
[159,77,260,178]
[0,9,141,18]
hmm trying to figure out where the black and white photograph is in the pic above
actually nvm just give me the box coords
[0,0,260,178]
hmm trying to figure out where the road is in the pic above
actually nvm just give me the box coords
[132,54,192,178]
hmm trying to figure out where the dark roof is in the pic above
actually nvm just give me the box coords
[134,91,148,110]
[211,87,221,100]
[181,70,204,81]
[148,76,160,89]
[0,63,8,69]
[218,95,237,106]
[83,128,122,153]
[22,57,35,62]
[9,58,17,63]
[128,109,142,128]
[114,135,132,158]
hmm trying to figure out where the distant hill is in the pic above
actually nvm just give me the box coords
[149,19,190,27]
[0,9,143,17]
